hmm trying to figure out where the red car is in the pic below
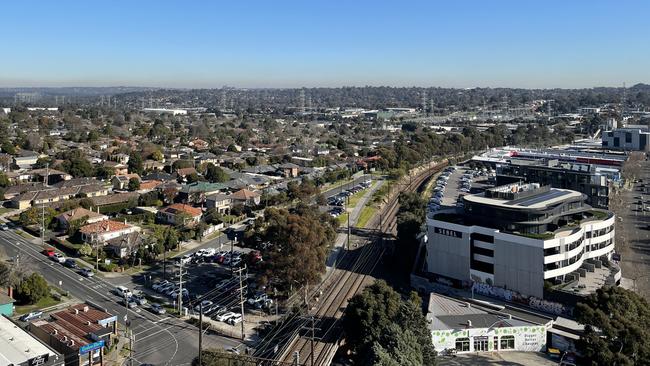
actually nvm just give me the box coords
[43,248,56,257]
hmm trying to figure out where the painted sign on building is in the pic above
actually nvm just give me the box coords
[79,340,105,355]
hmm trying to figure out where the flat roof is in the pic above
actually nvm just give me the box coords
[427,293,542,331]
[0,315,57,366]
[464,188,582,210]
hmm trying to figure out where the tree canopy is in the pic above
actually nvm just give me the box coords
[257,206,337,291]
[575,286,650,365]
[343,280,436,366]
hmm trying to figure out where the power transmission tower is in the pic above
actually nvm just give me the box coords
[422,90,427,116]
[622,82,627,122]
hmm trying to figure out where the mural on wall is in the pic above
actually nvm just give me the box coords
[431,325,547,353]
[472,282,571,316]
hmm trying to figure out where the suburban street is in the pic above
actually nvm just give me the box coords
[617,159,650,297]
[0,229,241,366]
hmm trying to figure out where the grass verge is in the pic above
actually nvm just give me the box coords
[356,206,377,228]
[336,213,349,226]
[14,295,61,315]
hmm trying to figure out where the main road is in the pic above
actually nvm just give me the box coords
[0,229,241,365]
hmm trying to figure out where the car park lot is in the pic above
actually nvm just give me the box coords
[325,179,372,217]
[142,246,275,332]
[428,166,494,215]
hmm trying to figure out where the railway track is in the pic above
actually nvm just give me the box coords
[260,161,448,366]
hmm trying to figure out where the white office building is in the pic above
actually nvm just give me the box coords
[426,183,619,298]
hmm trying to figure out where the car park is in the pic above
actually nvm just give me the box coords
[170,288,189,299]
[230,258,242,267]
[149,303,166,315]
[19,311,43,322]
[152,280,170,291]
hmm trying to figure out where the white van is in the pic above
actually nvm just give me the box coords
[114,285,132,298]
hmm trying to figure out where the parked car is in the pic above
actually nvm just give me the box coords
[51,253,66,263]
[0,224,9,231]
[43,248,56,257]
[247,293,269,305]
[228,313,243,325]
[79,268,94,278]
[152,280,170,291]
[194,300,213,312]
[64,259,78,269]
[149,303,166,315]
[119,298,138,309]
[131,294,147,305]
[20,311,43,322]
[215,311,236,322]
[114,286,133,298]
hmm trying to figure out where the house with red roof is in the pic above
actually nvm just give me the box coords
[157,203,202,226]
[79,220,140,243]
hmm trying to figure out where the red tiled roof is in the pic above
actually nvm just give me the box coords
[231,189,260,200]
[79,220,132,235]
[159,203,202,217]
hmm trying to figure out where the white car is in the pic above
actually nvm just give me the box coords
[228,313,243,325]
[51,253,66,263]
[215,311,236,322]
[194,300,213,312]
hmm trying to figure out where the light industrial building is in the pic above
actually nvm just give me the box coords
[0,315,64,366]
[426,183,619,298]
[495,158,615,209]
[602,126,650,151]
[427,293,551,354]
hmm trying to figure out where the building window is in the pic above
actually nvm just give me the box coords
[500,335,515,350]
[474,337,489,352]
[455,337,470,352]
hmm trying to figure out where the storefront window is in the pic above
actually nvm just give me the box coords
[455,337,470,352]
[500,335,515,350]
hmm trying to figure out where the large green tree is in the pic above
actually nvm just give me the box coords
[128,151,144,175]
[575,286,650,365]
[259,206,337,291]
[343,280,436,366]
[16,273,49,305]
[204,163,229,183]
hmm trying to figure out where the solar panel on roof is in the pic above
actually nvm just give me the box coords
[512,190,571,207]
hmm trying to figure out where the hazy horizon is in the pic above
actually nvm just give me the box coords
[2,0,649,89]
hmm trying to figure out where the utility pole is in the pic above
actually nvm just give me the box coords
[178,260,184,314]
[163,249,166,281]
[41,163,48,249]
[236,265,247,340]
[310,316,316,366]
[198,302,203,366]
[129,330,134,366]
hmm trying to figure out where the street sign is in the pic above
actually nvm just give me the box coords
[79,340,105,354]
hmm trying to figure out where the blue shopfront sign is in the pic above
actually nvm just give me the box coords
[79,340,105,354]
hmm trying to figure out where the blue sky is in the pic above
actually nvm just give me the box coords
[1,0,648,88]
